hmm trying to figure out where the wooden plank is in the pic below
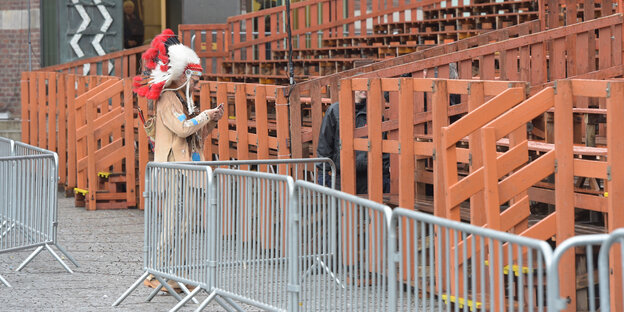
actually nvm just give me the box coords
[480,128,503,309]
[38,72,47,149]
[310,82,323,157]
[138,95,148,210]
[57,75,67,185]
[445,87,525,148]
[432,80,448,218]
[85,93,97,211]
[398,77,414,210]
[498,150,555,205]
[255,85,269,167]
[235,84,249,164]
[467,81,485,226]
[554,79,576,308]
[77,138,123,171]
[217,83,230,161]
[367,78,383,203]
[488,87,554,141]
[275,87,290,174]
[606,81,624,312]
[339,79,356,194]
[500,195,530,232]
[66,75,77,190]
[123,78,136,206]
[20,73,30,143]
[574,158,607,179]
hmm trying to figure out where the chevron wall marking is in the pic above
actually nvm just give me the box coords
[70,0,91,74]
[93,0,114,75]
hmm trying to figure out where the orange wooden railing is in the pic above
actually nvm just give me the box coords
[21,72,146,210]
[178,24,229,74]
[178,0,471,63]
[285,20,540,161]
[41,45,148,77]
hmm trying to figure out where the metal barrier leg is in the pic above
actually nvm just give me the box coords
[145,283,164,302]
[54,243,79,267]
[0,222,16,240]
[169,287,202,312]
[194,291,218,312]
[177,282,199,304]
[0,274,11,287]
[218,296,245,312]
[112,271,150,306]
[154,276,184,302]
[43,244,74,273]
[15,245,44,271]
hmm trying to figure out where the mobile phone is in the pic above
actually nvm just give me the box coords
[216,103,224,110]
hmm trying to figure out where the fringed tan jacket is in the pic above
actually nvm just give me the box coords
[154,91,216,162]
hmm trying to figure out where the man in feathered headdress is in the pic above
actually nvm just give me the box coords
[134,29,223,292]
[134,28,223,163]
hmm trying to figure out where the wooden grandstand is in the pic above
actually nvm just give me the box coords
[19,0,624,310]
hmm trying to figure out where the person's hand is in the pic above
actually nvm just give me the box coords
[207,105,224,121]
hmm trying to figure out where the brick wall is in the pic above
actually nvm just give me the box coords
[0,0,40,119]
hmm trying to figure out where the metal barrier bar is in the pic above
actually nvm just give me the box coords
[115,158,334,309]
[198,168,295,311]
[599,228,624,312]
[0,137,13,156]
[0,138,77,287]
[388,208,553,312]
[548,234,609,312]
[183,158,336,188]
[114,162,212,307]
[292,180,392,311]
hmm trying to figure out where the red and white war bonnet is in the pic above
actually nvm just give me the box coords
[133,29,203,114]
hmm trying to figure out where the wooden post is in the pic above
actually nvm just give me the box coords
[66,75,77,192]
[255,85,269,170]
[467,82,486,226]
[217,83,229,161]
[398,77,414,210]
[38,72,47,149]
[20,72,30,144]
[234,84,249,166]
[57,74,67,187]
[138,95,148,210]
[481,126,504,311]
[432,79,448,218]
[367,78,383,203]
[310,82,323,157]
[339,78,356,195]
[275,87,290,175]
[123,79,136,207]
[554,80,575,311]
[606,81,624,312]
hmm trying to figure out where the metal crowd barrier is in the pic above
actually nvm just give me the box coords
[548,234,608,312]
[183,158,336,188]
[293,180,393,311]
[599,228,624,312]
[114,158,334,309]
[194,169,296,311]
[114,157,624,311]
[389,208,553,312]
[0,137,77,288]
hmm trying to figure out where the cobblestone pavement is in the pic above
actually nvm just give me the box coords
[0,192,226,311]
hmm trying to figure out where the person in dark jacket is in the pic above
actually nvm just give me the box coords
[123,1,144,49]
[316,89,390,194]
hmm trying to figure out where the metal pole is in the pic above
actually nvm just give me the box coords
[28,0,32,71]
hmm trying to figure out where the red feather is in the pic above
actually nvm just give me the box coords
[160,65,169,72]
[135,85,149,97]
[147,81,166,100]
